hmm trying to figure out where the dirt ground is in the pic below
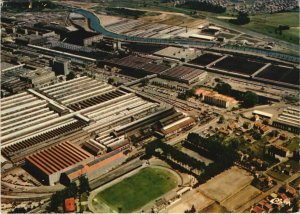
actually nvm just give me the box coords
[140,13,208,28]
[199,166,254,202]
[221,185,261,212]
[163,188,214,213]
[99,14,124,27]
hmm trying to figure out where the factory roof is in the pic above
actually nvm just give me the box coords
[189,34,215,41]
[253,110,273,118]
[154,46,200,60]
[25,141,93,175]
[0,91,59,138]
[65,150,125,181]
[161,65,206,83]
[161,117,195,135]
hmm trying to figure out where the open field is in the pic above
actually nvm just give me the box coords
[200,202,228,213]
[94,167,178,213]
[199,167,253,202]
[221,185,261,212]
[243,12,300,44]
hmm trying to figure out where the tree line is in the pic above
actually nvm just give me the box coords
[215,82,259,107]
[144,135,239,183]
[177,1,226,13]
[144,140,206,176]
[185,133,239,182]
[105,7,146,19]
[47,176,90,212]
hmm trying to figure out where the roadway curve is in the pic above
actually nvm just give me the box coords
[72,8,299,63]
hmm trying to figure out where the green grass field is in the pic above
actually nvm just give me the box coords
[243,12,300,44]
[95,167,178,213]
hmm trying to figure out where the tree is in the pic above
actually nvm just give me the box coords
[66,72,76,80]
[243,91,258,107]
[231,138,240,150]
[253,131,262,140]
[268,130,279,137]
[67,182,78,198]
[177,1,226,13]
[215,82,232,95]
[108,77,115,85]
[243,121,250,129]
[177,92,187,100]
[48,191,63,212]
[10,208,26,213]
[79,176,90,195]
[141,78,149,86]
[218,115,225,123]
[190,205,196,213]
[231,11,250,25]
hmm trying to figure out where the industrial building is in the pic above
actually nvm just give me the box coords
[161,65,207,84]
[160,117,195,139]
[105,55,169,77]
[1,76,194,183]
[272,107,300,134]
[1,64,34,95]
[62,29,103,46]
[25,141,94,185]
[15,35,47,45]
[19,69,57,89]
[52,58,70,76]
[0,89,88,163]
[154,46,200,62]
[1,92,59,138]
[195,88,238,109]
[189,34,215,41]
[1,64,57,95]
[61,148,127,184]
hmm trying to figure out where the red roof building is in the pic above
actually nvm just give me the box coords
[65,197,76,212]
[25,141,94,185]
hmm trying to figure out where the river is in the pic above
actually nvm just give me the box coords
[72,8,299,63]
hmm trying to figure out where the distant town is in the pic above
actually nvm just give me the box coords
[0,0,299,213]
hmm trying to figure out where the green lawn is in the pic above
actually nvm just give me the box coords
[243,12,300,44]
[95,167,178,213]
[285,137,300,152]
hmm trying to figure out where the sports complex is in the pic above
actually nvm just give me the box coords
[90,166,180,213]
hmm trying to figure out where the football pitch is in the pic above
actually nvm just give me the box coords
[94,167,178,213]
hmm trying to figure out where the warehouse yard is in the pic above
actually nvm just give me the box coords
[94,167,178,213]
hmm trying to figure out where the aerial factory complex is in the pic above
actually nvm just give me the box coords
[0,0,299,213]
